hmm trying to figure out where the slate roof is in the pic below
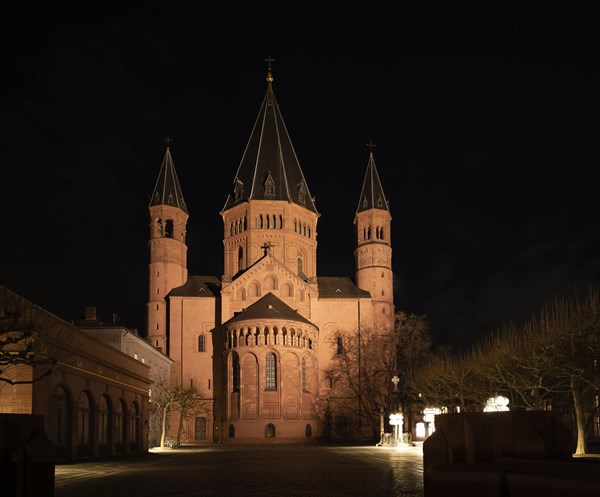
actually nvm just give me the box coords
[222,65,318,214]
[223,292,315,327]
[356,150,389,214]
[317,276,371,298]
[168,276,221,297]
[149,146,188,214]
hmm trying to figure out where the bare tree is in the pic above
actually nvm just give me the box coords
[0,284,73,385]
[152,380,178,448]
[173,382,209,446]
[152,380,209,447]
[415,286,600,455]
[521,287,600,455]
[413,350,490,413]
[325,312,432,439]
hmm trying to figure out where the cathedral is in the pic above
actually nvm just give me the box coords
[147,63,394,442]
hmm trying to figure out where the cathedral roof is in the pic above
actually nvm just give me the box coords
[224,292,315,327]
[355,148,389,214]
[149,146,188,213]
[222,64,318,214]
[168,276,221,297]
[317,277,371,298]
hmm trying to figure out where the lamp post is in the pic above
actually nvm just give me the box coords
[379,406,385,444]
[390,375,402,445]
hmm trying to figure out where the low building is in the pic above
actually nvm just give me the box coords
[0,285,151,461]
[76,306,173,448]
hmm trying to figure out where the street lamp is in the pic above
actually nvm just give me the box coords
[390,375,401,444]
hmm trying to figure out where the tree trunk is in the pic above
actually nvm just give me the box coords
[176,410,185,445]
[571,376,587,455]
[160,405,169,448]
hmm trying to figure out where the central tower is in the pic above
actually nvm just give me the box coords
[220,59,320,284]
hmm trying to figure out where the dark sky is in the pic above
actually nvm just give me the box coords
[2,8,600,350]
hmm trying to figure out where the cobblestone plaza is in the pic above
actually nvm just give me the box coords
[55,443,424,497]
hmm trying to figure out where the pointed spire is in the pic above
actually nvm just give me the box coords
[149,140,188,213]
[356,141,389,214]
[222,59,318,214]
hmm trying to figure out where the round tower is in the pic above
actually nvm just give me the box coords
[354,146,394,331]
[147,145,189,353]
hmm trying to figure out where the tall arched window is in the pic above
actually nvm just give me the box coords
[232,352,240,393]
[238,247,244,272]
[51,386,69,460]
[165,219,173,238]
[98,395,111,455]
[115,399,126,453]
[297,258,303,275]
[198,334,205,352]
[77,391,92,457]
[302,357,307,392]
[129,402,139,451]
[265,353,277,390]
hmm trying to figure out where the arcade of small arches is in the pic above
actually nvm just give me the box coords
[228,213,314,239]
[234,277,306,302]
[50,384,142,460]
[151,216,185,241]
[224,324,316,350]
[358,224,387,242]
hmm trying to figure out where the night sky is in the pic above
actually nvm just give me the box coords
[2,8,600,350]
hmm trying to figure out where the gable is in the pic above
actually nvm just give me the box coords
[223,254,315,306]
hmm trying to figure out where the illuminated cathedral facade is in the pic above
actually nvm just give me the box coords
[147,65,394,442]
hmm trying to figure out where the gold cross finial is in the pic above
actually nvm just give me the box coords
[265,56,275,83]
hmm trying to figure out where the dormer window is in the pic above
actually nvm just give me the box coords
[362,196,368,208]
[234,179,244,201]
[377,195,383,208]
[264,172,275,198]
[297,181,306,205]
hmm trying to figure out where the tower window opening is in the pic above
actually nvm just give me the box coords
[165,220,173,238]
[198,335,205,352]
[336,336,343,355]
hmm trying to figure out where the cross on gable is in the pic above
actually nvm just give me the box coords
[261,242,273,255]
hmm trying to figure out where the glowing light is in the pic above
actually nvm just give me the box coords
[484,395,510,412]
